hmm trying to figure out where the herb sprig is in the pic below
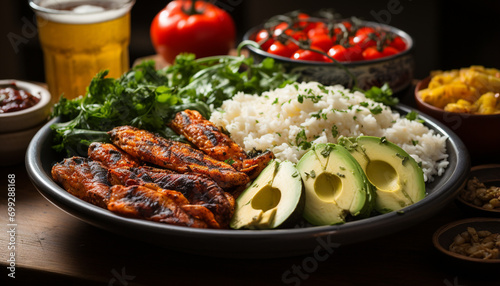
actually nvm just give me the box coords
[51,53,297,156]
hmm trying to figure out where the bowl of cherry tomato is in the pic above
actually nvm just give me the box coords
[243,11,414,93]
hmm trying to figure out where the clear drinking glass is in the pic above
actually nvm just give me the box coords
[29,0,135,101]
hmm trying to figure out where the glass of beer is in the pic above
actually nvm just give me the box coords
[29,0,135,101]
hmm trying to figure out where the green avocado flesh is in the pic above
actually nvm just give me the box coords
[230,160,305,229]
[296,143,374,226]
[340,136,426,213]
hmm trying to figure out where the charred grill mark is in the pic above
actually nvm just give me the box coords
[203,128,219,147]
[108,185,211,228]
[108,126,249,189]
[112,166,235,228]
[51,157,111,208]
[88,142,141,169]
[180,111,192,125]
[169,110,274,179]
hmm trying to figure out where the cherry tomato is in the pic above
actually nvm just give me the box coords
[327,45,363,62]
[295,13,315,34]
[388,36,407,51]
[150,0,235,64]
[309,34,334,52]
[273,22,291,37]
[307,22,328,38]
[333,21,353,35]
[351,27,378,49]
[292,46,328,62]
[362,46,399,60]
[285,40,300,54]
[267,41,294,58]
[382,46,399,57]
[255,29,274,51]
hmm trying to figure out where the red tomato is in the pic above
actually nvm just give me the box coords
[294,13,315,33]
[362,46,399,60]
[273,22,291,37]
[285,40,300,54]
[309,34,334,52]
[150,0,236,64]
[255,29,274,51]
[382,46,399,57]
[307,22,328,38]
[267,41,294,58]
[292,46,328,62]
[333,21,353,35]
[388,36,407,51]
[351,27,378,49]
[327,45,363,62]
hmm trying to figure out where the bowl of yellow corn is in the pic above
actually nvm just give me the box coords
[415,66,500,162]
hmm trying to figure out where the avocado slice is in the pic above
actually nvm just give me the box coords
[340,136,426,213]
[230,160,305,229]
[296,143,373,226]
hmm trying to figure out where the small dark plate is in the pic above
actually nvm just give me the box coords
[433,218,500,264]
[456,165,500,217]
[26,105,470,258]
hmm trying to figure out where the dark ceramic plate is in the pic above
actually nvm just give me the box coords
[26,105,469,258]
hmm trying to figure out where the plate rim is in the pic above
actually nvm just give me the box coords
[25,103,471,257]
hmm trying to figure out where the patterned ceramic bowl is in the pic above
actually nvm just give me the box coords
[243,21,414,93]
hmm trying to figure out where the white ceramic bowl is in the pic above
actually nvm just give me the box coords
[0,79,52,166]
[0,79,52,133]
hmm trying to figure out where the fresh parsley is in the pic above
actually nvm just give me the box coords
[51,54,297,156]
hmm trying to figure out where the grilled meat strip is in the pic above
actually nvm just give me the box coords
[108,126,250,189]
[170,109,275,179]
[239,150,275,180]
[88,142,141,169]
[108,166,235,228]
[108,185,219,228]
[170,109,248,168]
[51,157,111,208]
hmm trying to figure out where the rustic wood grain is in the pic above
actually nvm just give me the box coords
[1,162,498,286]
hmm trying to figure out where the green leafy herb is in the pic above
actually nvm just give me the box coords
[405,111,425,123]
[331,125,338,138]
[360,83,399,106]
[369,106,383,115]
[295,129,311,150]
[51,54,296,156]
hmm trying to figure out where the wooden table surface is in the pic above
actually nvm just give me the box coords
[1,77,499,286]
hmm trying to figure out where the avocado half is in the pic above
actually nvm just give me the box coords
[340,136,426,213]
[296,143,374,226]
[230,160,305,229]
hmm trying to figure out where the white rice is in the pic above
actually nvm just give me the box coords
[210,82,449,182]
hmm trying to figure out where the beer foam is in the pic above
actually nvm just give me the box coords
[72,5,106,13]
[30,0,134,24]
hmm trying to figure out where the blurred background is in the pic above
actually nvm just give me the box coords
[1,0,500,83]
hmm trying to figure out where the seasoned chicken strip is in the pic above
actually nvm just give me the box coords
[170,109,275,179]
[108,126,249,189]
[108,185,219,228]
[108,166,235,228]
[51,157,111,208]
[170,109,248,168]
[88,142,141,169]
